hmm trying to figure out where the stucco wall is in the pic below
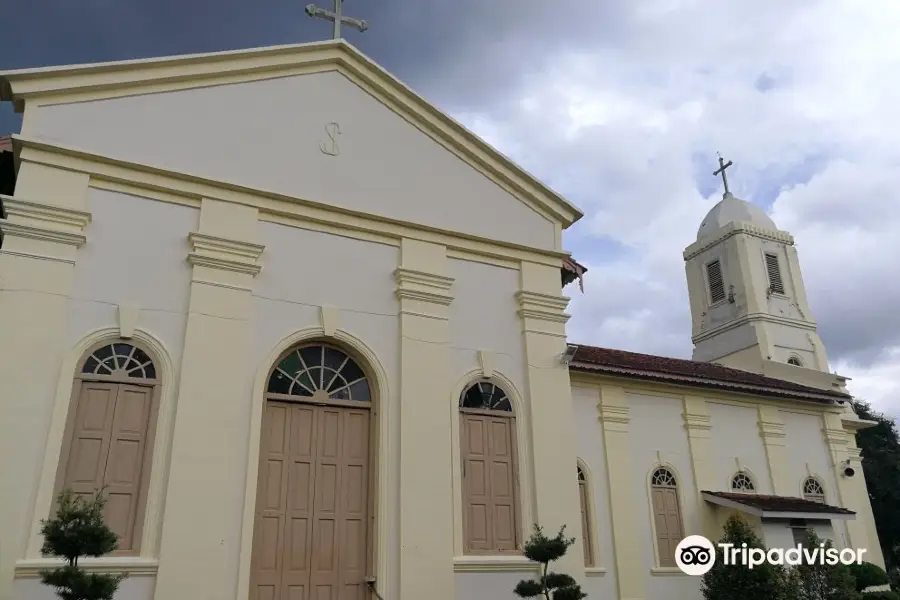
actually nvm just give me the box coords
[780,410,847,546]
[708,402,772,493]
[627,392,703,599]
[27,71,555,250]
[571,385,617,599]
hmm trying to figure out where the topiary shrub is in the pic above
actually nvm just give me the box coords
[513,524,587,600]
[39,488,126,600]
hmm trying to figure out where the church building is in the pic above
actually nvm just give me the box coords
[0,39,883,600]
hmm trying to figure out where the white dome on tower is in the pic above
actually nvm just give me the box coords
[696,192,777,240]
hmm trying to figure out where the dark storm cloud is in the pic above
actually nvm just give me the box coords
[0,0,630,134]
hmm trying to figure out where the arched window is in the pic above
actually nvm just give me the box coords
[787,356,803,367]
[802,477,825,504]
[251,343,373,600]
[56,341,161,555]
[577,465,595,567]
[266,343,371,402]
[731,472,756,493]
[650,467,683,568]
[459,380,519,554]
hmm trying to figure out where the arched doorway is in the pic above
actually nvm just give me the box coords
[250,343,374,600]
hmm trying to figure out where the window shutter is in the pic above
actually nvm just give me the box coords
[765,253,785,294]
[706,260,725,304]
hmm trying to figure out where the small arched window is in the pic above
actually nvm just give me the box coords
[459,380,519,555]
[731,472,756,493]
[650,467,683,568]
[802,478,826,504]
[577,466,595,567]
[57,341,161,555]
[787,356,803,367]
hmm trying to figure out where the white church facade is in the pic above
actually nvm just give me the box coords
[0,40,883,600]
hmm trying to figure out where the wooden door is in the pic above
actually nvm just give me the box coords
[251,401,370,600]
[651,486,683,567]
[62,381,154,554]
[460,411,519,554]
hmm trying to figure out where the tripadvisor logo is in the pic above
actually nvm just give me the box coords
[675,535,867,576]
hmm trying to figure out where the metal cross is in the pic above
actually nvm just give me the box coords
[305,0,368,39]
[713,152,734,196]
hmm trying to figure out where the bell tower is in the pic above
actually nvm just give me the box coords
[682,156,844,391]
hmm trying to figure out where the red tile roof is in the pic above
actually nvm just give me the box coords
[702,491,855,516]
[570,345,849,403]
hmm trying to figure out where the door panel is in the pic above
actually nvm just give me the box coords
[251,401,370,600]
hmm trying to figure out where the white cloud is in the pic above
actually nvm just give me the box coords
[447,0,900,417]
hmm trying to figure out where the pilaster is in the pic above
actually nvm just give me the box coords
[597,385,645,600]
[757,405,791,495]
[0,162,91,600]
[682,396,717,538]
[821,414,882,564]
[517,261,586,577]
[153,199,263,600]
[396,238,455,600]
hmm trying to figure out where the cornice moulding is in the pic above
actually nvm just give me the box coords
[1,195,92,229]
[516,290,571,324]
[684,222,795,260]
[0,221,86,247]
[187,231,264,276]
[394,267,454,292]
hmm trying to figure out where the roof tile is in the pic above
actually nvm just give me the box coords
[702,491,855,516]
[570,345,849,402]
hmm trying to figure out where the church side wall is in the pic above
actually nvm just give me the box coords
[570,385,617,599]
[626,392,704,599]
[707,402,773,493]
[780,410,848,546]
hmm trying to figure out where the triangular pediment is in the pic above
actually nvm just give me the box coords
[1,41,582,249]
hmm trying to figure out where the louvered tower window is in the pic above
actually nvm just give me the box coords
[765,253,785,294]
[706,260,725,304]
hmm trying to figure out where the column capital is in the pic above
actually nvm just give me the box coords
[515,290,570,323]
[187,232,264,276]
[0,194,92,249]
[394,267,454,305]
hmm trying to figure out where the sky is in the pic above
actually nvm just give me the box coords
[2,0,899,418]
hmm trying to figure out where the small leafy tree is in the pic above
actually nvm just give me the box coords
[702,514,798,600]
[514,525,587,600]
[792,529,857,600]
[39,489,126,600]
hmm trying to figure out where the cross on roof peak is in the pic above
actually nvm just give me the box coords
[305,0,368,40]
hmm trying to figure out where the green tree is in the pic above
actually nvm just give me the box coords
[792,529,857,600]
[513,525,587,600]
[852,400,900,572]
[701,514,798,600]
[38,489,126,600]
[848,561,890,592]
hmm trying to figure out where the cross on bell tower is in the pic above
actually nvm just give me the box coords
[713,152,733,197]
[305,0,368,39]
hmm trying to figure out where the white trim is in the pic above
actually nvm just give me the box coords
[452,556,539,573]
[15,557,158,579]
